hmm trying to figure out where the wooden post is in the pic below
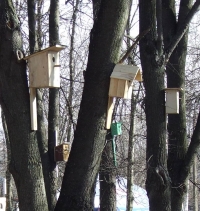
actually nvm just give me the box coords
[30,88,37,130]
[106,97,114,129]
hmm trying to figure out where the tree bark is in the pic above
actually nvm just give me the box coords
[2,111,12,211]
[66,0,80,143]
[163,1,191,210]
[99,133,116,211]
[140,0,200,211]
[47,0,60,209]
[55,1,131,210]
[0,1,48,210]
[139,0,171,210]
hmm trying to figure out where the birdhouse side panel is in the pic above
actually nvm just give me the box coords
[48,51,60,88]
[117,79,127,98]
[126,81,133,99]
[166,90,179,114]
[29,52,49,88]
[109,78,119,97]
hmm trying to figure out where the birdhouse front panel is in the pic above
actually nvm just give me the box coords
[108,64,141,99]
[54,143,71,162]
[29,51,49,88]
[48,51,60,88]
[165,90,180,114]
[109,78,132,99]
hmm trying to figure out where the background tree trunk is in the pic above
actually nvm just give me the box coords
[139,0,171,210]
[55,1,131,210]
[163,1,191,210]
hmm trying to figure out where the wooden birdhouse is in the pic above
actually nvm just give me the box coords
[24,45,66,130]
[24,45,66,88]
[111,122,122,136]
[106,64,142,129]
[54,143,71,162]
[108,64,142,99]
[164,88,183,114]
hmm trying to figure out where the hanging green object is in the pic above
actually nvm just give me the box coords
[111,122,122,136]
[112,138,117,167]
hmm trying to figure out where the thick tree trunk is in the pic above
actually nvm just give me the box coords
[139,0,171,210]
[55,1,131,210]
[163,1,192,210]
[99,133,116,211]
[2,112,12,211]
[0,1,48,210]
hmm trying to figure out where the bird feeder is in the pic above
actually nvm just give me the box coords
[106,64,142,129]
[54,143,71,162]
[23,45,66,130]
[108,64,142,99]
[111,122,122,136]
[164,88,183,114]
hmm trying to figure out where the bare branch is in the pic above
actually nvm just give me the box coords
[165,0,200,62]
[180,110,200,181]
[119,28,150,64]
[156,0,163,55]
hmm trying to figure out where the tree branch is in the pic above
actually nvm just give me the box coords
[181,110,200,182]
[156,0,163,55]
[165,0,200,62]
[119,28,150,64]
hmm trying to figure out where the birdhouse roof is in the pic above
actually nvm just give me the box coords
[110,64,142,82]
[23,44,66,60]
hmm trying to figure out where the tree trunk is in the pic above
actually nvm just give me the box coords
[55,1,131,210]
[140,0,200,210]
[162,1,192,210]
[139,0,171,210]
[99,132,116,211]
[2,111,12,211]
[0,1,48,210]
[47,0,60,209]
[66,0,80,142]
[27,0,58,209]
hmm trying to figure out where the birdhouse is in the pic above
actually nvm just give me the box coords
[164,88,183,114]
[24,45,66,130]
[24,45,66,88]
[54,143,71,162]
[108,64,142,99]
[111,122,122,136]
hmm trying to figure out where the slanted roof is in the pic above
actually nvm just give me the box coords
[110,64,143,82]
[23,44,66,60]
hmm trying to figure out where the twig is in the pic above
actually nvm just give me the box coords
[118,28,150,64]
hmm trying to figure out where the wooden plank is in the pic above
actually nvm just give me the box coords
[30,88,37,130]
[109,78,118,97]
[134,70,143,81]
[111,71,135,81]
[117,79,126,98]
[106,97,114,129]
[48,51,60,87]
[165,90,179,114]
[126,81,133,99]
[111,64,143,82]
[29,51,49,88]
[24,44,66,60]
[113,64,139,74]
